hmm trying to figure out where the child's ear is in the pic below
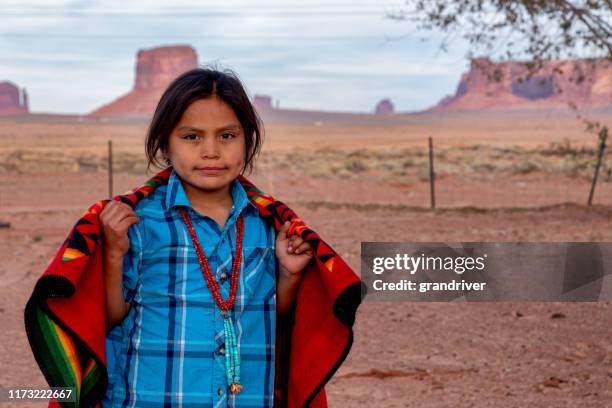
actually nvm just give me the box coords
[161,148,170,164]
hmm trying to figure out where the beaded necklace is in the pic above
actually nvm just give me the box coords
[179,207,244,395]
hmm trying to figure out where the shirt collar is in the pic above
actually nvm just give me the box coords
[165,168,257,214]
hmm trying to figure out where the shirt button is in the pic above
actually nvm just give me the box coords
[217,388,224,396]
[219,346,225,356]
[220,272,228,282]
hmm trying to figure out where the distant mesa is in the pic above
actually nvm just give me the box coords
[433,57,612,111]
[375,98,394,115]
[0,81,28,116]
[253,94,273,112]
[90,45,198,117]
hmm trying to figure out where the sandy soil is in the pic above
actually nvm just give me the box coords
[1,109,611,407]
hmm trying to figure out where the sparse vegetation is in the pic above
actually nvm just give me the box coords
[259,145,611,182]
[1,143,609,183]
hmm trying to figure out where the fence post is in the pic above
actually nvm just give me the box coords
[0,168,11,228]
[0,191,9,227]
[587,131,607,206]
[429,136,436,210]
[108,140,113,199]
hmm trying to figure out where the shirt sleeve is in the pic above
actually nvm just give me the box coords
[122,220,144,304]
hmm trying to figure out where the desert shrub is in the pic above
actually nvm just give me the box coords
[344,158,367,173]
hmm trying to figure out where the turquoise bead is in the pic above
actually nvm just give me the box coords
[222,315,241,388]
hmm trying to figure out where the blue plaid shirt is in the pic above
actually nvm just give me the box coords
[102,169,277,407]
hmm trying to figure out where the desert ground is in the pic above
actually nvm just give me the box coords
[1,107,611,407]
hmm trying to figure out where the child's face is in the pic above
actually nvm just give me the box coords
[164,96,246,196]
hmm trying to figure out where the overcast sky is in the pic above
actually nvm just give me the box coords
[0,0,472,114]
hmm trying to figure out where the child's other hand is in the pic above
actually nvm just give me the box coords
[276,221,314,279]
[100,201,140,258]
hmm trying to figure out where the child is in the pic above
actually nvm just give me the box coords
[99,68,314,407]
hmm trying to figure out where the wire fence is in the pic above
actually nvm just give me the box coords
[0,135,610,211]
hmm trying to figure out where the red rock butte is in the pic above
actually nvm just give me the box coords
[90,45,198,117]
[433,57,612,111]
[0,81,29,116]
[253,94,273,112]
[375,98,394,115]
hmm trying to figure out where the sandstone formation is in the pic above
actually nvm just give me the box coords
[434,57,612,111]
[0,82,28,116]
[375,98,394,114]
[253,94,273,112]
[90,45,198,117]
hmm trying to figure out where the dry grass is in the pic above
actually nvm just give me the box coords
[0,108,610,184]
[1,139,610,185]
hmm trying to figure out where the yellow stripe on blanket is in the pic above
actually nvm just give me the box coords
[61,248,86,263]
[54,323,83,395]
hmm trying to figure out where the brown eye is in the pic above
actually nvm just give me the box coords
[220,132,235,140]
[183,134,198,141]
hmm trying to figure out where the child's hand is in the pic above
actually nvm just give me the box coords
[100,201,140,259]
[275,221,314,279]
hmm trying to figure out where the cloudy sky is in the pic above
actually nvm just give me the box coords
[0,0,472,114]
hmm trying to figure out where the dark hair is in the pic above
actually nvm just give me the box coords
[145,67,264,175]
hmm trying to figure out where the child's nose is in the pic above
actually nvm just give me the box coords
[200,137,220,158]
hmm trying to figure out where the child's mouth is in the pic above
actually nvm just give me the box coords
[196,167,227,176]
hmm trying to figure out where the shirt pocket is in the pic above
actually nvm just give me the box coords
[241,245,277,300]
